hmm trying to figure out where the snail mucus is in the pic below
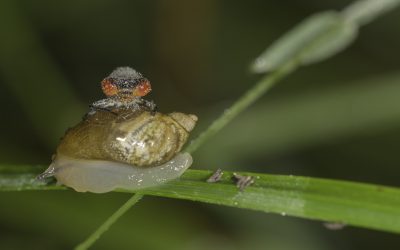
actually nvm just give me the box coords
[38,67,197,193]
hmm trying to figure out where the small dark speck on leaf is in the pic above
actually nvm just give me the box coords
[207,168,223,183]
[233,173,254,191]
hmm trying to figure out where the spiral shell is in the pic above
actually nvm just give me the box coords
[58,109,197,166]
[38,109,198,193]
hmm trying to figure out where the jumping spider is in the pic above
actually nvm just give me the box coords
[88,67,156,116]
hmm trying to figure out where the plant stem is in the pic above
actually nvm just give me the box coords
[185,59,299,154]
[74,194,143,250]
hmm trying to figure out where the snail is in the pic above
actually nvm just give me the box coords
[37,67,198,193]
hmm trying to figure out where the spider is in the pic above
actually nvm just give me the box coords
[88,67,156,116]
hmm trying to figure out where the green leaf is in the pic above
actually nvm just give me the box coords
[1,166,400,233]
[251,11,358,73]
[342,0,400,26]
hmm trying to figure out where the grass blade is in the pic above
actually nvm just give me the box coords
[251,11,358,73]
[1,166,400,233]
[185,60,298,154]
[342,0,400,25]
[251,0,400,73]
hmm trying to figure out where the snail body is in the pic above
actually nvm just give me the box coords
[43,152,193,193]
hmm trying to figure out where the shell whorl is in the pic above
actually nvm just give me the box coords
[56,109,197,167]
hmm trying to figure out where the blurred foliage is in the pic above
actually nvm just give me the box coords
[1,0,400,249]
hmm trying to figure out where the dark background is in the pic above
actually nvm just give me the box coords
[1,0,400,249]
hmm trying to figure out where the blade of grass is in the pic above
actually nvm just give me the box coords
[251,0,400,73]
[185,59,298,154]
[342,0,400,25]
[1,166,400,233]
[74,194,143,250]
[251,11,358,73]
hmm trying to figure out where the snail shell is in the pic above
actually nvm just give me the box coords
[38,109,197,193]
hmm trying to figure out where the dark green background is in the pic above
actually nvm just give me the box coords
[1,0,399,249]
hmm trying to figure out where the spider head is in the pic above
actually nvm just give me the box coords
[101,67,152,101]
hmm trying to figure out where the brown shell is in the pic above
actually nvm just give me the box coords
[57,109,197,167]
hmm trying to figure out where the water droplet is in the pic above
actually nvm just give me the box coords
[323,222,346,230]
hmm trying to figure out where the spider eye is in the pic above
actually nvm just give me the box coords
[133,79,152,97]
[101,79,118,96]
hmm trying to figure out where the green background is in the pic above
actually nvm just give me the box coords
[0,0,399,249]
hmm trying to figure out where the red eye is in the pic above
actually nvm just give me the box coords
[133,80,152,97]
[101,79,118,96]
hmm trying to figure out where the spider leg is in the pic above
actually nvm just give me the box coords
[142,99,157,115]
[83,100,118,120]
[89,105,118,116]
